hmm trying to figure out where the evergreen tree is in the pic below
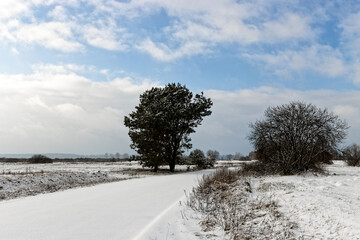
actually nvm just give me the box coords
[124,83,212,172]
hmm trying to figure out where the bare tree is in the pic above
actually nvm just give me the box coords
[248,102,348,174]
[206,150,219,160]
[343,143,360,166]
[226,154,233,160]
[123,153,129,160]
[234,152,242,160]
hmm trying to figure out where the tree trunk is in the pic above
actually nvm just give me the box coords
[154,165,158,172]
[169,160,175,172]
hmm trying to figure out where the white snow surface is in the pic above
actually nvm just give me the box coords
[0,169,212,240]
[254,161,360,240]
[1,161,360,239]
[149,161,360,240]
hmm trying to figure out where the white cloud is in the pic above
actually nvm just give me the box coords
[0,0,336,63]
[11,47,20,55]
[137,38,209,61]
[244,45,347,78]
[47,5,68,21]
[82,24,128,51]
[196,87,360,154]
[351,61,360,86]
[0,0,31,20]
[262,13,315,43]
[15,22,83,52]
[0,64,158,154]
[32,0,310,60]
[333,105,359,118]
[339,11,360,57]
[0,1,127,52]
[111,0,316,60]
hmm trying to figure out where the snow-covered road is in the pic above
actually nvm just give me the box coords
[0,170,211,240]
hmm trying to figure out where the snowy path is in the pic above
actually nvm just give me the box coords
[0,170,211,240]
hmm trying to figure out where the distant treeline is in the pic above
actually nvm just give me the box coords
[0,157,133,163]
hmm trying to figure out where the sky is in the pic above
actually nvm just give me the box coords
[1,0,360,156]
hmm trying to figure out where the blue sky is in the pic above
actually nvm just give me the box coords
[1,0,360,156]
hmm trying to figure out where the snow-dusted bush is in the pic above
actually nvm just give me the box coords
[28,155,53,164]
[241,161,281,175]
[189,149,214,169]
[343,144,360,166]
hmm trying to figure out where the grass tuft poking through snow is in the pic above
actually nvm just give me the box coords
[186,168,297,239]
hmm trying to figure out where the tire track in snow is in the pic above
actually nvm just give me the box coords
[132,196,185,240]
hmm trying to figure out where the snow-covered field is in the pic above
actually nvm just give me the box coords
[0,161,170,174]
[254,161,360,239]
[164,161,360,240]
[0,169,212,240]
[1,160,359,239]
[0,161,195,201]
[0,160,244,201]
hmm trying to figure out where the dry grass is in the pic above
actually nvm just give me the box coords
[0,171,135,201]
[186,168,297,239]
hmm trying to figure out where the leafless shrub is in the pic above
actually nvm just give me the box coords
[206,150,220,161]
[248,102,348,175]
[343,143,360,166]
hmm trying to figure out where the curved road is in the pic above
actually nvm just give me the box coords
[0,170,211,240]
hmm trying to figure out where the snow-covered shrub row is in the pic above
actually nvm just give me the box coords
[0,171,134,201]
[28,155,53,164]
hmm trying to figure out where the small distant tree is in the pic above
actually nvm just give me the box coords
[123,153,129,160]
[124,83,212,172]
[115,152,121,159]
[234,152,242,160]
[206,150,219,160]
[190,149,214,169]
[29,154,53,164]
[343,144,360,166]
[248,102,348,174]
[226,154,233,160]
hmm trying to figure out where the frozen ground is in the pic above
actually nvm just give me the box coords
[0,162,143,201]
[149,161,360,240]
[254,161,360,239]
[0,160,243,201]
[0,161,195,201]
[1,161,357,239]
[0,169,212,240]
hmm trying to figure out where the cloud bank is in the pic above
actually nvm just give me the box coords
[0,64,158,154]
[0,65,359,155]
